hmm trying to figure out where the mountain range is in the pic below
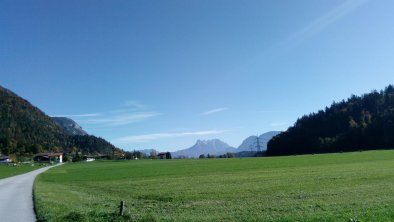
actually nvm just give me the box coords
[171,131,281,158]
[0,84,279,159]
[172,139,236,158]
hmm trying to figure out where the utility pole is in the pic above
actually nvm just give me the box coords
[251,135,264,157]
[254,136,262,153]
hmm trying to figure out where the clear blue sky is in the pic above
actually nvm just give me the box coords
[2,0,394,152]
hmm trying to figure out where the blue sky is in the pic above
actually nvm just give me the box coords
[2,0,394,151]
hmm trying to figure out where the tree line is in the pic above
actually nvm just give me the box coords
[267,85,394,156]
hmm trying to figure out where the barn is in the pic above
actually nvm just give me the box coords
[0,156,11,164]
[158,152,172,159]
[34,153,63,163]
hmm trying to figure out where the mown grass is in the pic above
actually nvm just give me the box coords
[0,163,43,179]
[35,150,394,221]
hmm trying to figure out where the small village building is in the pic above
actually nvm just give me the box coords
[83,155,95,162]
[0,156,11,164]
[34,153,63,163]
[158,152,172,159]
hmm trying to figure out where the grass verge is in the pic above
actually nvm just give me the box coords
[0,163,44,179]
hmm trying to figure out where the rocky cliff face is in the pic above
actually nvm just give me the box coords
[52,117,88,136]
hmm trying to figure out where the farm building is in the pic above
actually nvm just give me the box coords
[0,156,11,164]
[34,153,63,163]
[83,155,95,162]
[158,152,172,159]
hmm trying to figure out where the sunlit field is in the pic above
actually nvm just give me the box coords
[35,150,394,221]
[0,163,43,179]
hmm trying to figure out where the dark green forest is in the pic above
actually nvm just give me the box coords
[0,86,120,157]
[267,85,394,156]
[71,135,118,155]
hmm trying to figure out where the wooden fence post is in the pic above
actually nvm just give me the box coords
[119,201,125,216]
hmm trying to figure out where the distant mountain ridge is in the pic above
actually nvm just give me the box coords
[171,132,281,158]
[237,131,281,152]
[52,117,88,136]
[172,139,236,158]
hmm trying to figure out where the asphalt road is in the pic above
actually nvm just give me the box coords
[0,165,55,222]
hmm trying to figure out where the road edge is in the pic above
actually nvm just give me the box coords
[32,163,65,222]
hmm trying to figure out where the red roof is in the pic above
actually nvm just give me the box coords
[36,153,63,157]
[47,153,63,157]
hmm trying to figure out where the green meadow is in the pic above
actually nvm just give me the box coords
[0,163,43,179]
[34,150,394,221]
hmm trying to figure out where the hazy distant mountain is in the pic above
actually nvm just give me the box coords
[237,136,258,152]
[172,139,236,158]
[52,117,88,136]
[237,131,281,152]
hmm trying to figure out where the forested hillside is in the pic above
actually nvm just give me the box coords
[0,86,121,157]
[267,85,394,156]
[0,86,68,155]
[71,135,118,155]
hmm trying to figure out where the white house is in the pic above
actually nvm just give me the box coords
[83,155,95,162]
[0,156,11,164]
[34,153,63,163]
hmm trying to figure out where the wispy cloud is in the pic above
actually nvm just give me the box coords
[281,0,369,47]
[123,100,148,110]
[80,112,161,126]
[114,130,228,144]
[233,0,370,72]
[53,101,160,127]
[201,107,228,116]
[53,113,102,118]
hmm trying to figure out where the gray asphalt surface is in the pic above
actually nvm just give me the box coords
[0,165,56,222]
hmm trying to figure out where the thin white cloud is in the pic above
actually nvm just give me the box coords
[52,113,102,118]
[232,0,370,73]
[80,112,161,126]
[110,101,149,114]
[114,130,228,144]
[53,101,159,127]
[201,107,228,116]
[123,100,148,110]
[282,0,369,47]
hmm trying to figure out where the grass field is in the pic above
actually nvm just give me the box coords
[0,163,43,179]
[34,150,394,221]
